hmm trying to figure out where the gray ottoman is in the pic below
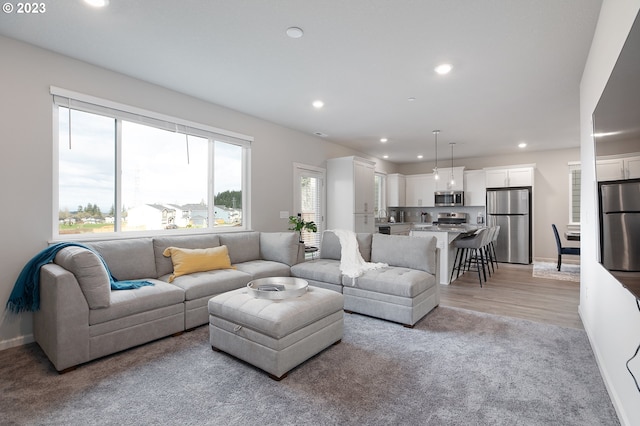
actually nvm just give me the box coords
[208,286,344,380]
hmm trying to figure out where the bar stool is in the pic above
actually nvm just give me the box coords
[450,228,489,287]
[480,227,496,277]
[489,225,500,270]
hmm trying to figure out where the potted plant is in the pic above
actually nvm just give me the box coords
[288,214,317,243]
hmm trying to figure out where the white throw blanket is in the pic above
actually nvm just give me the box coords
[332,229,387,284]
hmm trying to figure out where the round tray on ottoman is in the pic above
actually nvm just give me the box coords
[246,277,308,300]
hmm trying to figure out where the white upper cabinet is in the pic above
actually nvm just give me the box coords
[387,173,406,207]
[485,166,534,188]
[433,167,465,191]
[628,156,640,179]
[463,170,486,206]
[596,155,640,181]
[405,174,435,207]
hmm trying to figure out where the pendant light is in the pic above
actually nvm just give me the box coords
[433,130,440,180]
[449,142,456,186]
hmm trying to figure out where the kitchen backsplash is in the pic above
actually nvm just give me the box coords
[385,206,487,225]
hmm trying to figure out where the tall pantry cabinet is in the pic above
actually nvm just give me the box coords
[327,156,376,233]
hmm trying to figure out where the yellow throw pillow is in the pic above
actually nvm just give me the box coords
[162,245,235,283]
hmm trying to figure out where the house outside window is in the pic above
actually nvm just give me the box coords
[53,87,251,238]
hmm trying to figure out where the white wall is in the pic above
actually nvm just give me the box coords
[398,148,582,261]
[0,36,396,348]
[579,1,640,425]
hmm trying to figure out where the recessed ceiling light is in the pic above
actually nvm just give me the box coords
[408,97,416,102]
[518,142,527,148]
[435,64,452,75]
[383,155,389,159]
[417,154,424,159]
[84,0,109,7]
[312,100,324,109]
[380,138,388,143]
[286,27,304,39]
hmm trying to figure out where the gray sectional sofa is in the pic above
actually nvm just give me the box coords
[290,231,440,327]
[33,229,439,372]
[34,231,304,372]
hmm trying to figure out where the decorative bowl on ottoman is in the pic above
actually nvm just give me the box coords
[246,276,308,300]
[208,282,344,380]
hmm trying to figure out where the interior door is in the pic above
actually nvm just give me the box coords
[293,163,325,249]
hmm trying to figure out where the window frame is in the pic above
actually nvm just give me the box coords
[51,87,252,240]
[568,162,581,226]
[292,162,326,249]
[374,171,387,218]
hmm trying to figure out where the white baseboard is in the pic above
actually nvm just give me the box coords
[579,305,629,426]
[0,333,34,351]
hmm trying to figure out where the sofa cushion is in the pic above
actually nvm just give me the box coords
[290,259,343,285]
[89,279,185,325]
[347,267,436,298]
[320,231,372,262]
[88,238,157,280]
[259,232,300,266]
[54,246,111,309]
[160,269,251,301]
[234,260,291,280]
[371,234,437,274]
[219,232,260,264]
[163,245,235,283]
[153,234,221,277]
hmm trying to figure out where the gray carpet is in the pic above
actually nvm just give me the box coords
[0,307,618,425]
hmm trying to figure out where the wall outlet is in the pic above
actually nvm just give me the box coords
[279,211,289,219]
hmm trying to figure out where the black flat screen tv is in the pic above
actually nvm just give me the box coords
[592,10,640,299]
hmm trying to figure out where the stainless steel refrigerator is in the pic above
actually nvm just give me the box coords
[599,179,640,271]
[486,187,532,264]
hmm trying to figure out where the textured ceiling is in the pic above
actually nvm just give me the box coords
[0,0,603,163]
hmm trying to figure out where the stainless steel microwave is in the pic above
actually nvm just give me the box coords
[434,191,464,207]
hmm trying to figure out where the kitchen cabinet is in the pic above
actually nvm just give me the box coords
[405,174,434,207]
[327,156,376,232]
[433,167,465,191]
[596,155,640,181]
[463,170,486,206]
[485,166,534,188]
[387,173,406,207]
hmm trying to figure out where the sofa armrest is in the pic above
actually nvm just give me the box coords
[34,263,91,371]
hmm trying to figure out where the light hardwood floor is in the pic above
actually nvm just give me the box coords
[439,262,583,329]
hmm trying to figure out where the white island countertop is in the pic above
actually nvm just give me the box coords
[410,225,486,285]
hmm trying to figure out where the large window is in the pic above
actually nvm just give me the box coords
[54,88,251,238]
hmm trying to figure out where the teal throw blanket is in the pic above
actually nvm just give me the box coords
[6,242,154,313]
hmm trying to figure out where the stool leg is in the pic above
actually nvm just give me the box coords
[450,248,461,282]
[490,242,499,269]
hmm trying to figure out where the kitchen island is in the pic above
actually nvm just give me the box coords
[411,224,481,284]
